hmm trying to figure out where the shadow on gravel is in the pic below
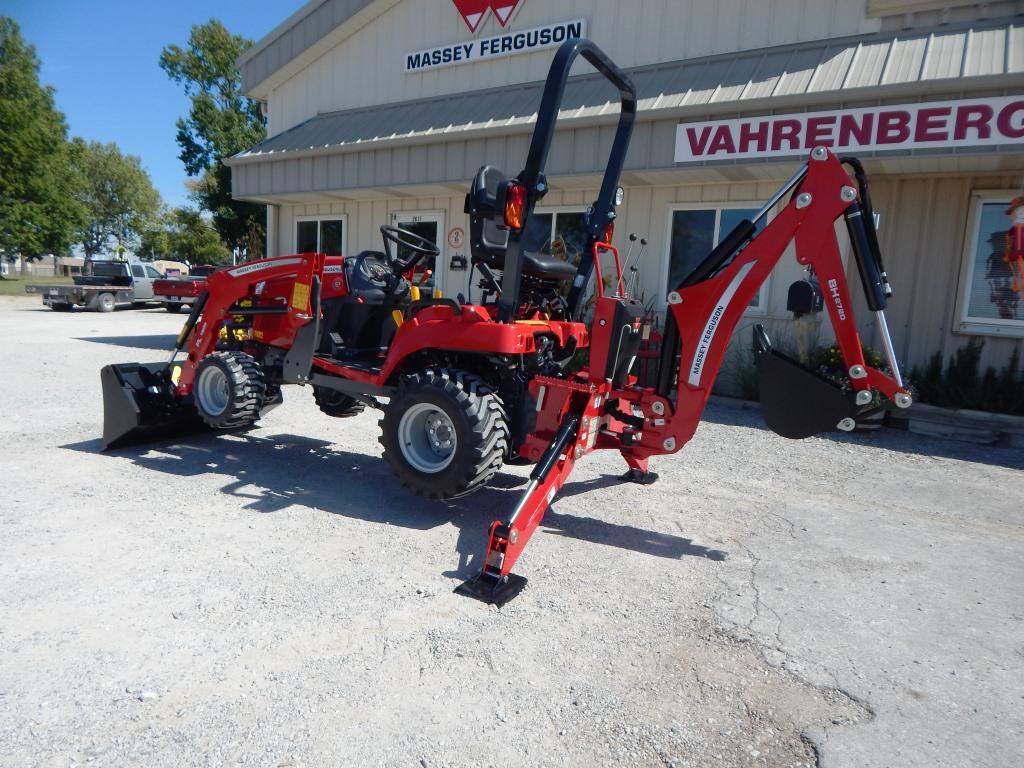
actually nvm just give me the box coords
[62,431,724,579]
[701,402,1024,471]
[75,334,178,350]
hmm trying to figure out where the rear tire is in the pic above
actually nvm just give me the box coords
[165,303,183,313]
[50,302,73,312]
[380,368,509,500]
[193,351,267,429]
[313,386,365,418]
[97,292,115,313]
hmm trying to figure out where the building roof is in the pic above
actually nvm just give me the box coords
[231,19,1023,164]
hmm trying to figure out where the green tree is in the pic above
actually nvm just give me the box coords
[138,208,174,260]
[0,17,82,261]
[139,206,231,265]
[69,139,161,258]
[160,21,266,260]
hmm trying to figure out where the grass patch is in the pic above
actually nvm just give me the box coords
[0,275,73,296]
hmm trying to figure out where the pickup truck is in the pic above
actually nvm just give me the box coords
[25,261,163,312]
[153,264,217,312]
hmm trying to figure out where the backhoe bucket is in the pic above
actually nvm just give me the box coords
[752,326,855,439]
[101,362,205,450]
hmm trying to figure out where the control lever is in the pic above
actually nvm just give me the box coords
[615,234,638,297]
[625,237,647,274]
[625,265,639,298]
[623,238,647,298]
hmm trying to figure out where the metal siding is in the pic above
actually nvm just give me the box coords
[285,160,299,193]
[921,30,966,80]
[966,26,1007,77]
[1010,25,1024,73]
[299,157,314,190]
[808,44,856,92]
[843,40,890,88]
[882,36,927,84]
[742,51,786,100]
[240,19,1023,165]
[425,143,446,182]
[408,145,428,183]
[263,0,881,133]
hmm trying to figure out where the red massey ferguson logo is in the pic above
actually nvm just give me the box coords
[452,0,522,33]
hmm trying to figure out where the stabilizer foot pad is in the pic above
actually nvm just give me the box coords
[621,469,659,485]
[454,573,528,607]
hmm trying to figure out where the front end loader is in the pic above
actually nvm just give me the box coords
[102,39,913,605]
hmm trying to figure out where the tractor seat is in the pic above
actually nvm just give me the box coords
[466,164,576,283]
[522,251,577,281]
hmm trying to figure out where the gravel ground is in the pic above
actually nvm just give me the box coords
[1,295,1022,768]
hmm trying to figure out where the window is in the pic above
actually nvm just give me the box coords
[131,264,145,278]
[666,206,767,309]
[522,209,588,266]
[145,266,161,278]
[957,193,1024,336]
[296,217,346,256]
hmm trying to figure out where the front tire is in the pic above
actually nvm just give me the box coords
[313,386,365,418]
[380,368,509,500]
[193,351,267,429]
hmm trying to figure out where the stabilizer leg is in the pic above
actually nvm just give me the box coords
[455,414,580,605]
[620,455,658,485]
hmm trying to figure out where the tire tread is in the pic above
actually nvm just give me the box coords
[379,368,509,500]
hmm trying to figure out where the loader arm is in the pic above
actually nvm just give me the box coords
[171,254,324,395]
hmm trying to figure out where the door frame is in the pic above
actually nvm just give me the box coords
[390,210,446,295]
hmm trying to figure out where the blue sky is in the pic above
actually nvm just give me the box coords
[7,0,291,208]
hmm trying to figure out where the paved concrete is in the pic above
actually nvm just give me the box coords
[1,295,1021,767]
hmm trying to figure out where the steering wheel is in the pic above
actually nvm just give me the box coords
[380,225,441,274]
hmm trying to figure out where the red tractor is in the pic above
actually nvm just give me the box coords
[103,39,912,604]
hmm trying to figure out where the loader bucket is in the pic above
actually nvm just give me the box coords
[101,362,205,450]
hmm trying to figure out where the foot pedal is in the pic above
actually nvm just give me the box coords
[454,572,528,607]
[621,468,659,485]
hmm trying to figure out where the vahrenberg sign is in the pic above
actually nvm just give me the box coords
[675,96,1024,163]
[405,19,586,73]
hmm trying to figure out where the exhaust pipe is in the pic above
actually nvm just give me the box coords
[100,362,204,450]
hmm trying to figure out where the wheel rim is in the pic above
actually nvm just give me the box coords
[397,403,457,474]
[196,364,231,417]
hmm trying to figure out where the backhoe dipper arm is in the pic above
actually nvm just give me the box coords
[172,254,323,395]
[637,147,911,457]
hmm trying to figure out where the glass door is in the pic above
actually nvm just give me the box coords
[391,212,443,296]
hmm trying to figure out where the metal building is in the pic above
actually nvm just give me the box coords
[227,0,1024,378]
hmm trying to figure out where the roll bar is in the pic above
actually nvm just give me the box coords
[497,38,637,323]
